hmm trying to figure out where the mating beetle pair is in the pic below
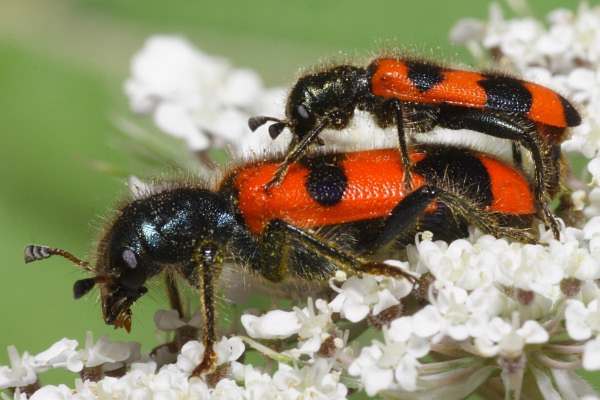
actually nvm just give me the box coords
[25,56,579,377]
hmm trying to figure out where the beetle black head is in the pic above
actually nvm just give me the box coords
[248,65,369,142]
[24,186,235,332]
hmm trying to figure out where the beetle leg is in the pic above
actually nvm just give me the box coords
[391,100,414,190]
[263,220,417,284]
[165,272,185,319]
[265,120,328,191]
[369,185,535,250]
[190,243,222,377]
[512,142,523,169]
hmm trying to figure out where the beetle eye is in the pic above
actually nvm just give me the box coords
[297,105,310,120]
[122,249,137,269]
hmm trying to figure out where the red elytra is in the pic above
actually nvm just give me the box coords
[370,58,578,131]
[233,149,535,234]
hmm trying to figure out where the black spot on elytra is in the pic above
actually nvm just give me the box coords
[406,61,444,93]
[305,159,347,207]
[478,76,532,114]
[414,147,493,206]
[558,95,581,126]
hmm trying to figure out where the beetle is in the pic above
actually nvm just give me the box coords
[24,145,536,376]
[248,57,580,238]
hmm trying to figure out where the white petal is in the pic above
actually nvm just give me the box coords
[363,367,394,396]
[584,217,600,240]
[241,310,301,339]
[474,337,499,357]
[584,338,600,370]
[517,320,549,344]
[565,300,593,340]
[204,108,251,145]
[154,309,186,331]
[298,336,322,354]
[389,317,413,342]
[29,385,72,400]
[407,336,430,358]
[412,305,442,338]
[394,357,419,391]
[215,337,245,365]
[567,68,596,91]
[176,341,205,374]
[33,339,79,369]
[219,69,263,108]
[449,19,485,44]
[486,317,512,342]
[447,324,470,341]
[153,103,207,149]
[84,337,131,368]
[498,332,525,358]
[328,293,346,313]
[272,364,301,390]
[341,299,370,323]
[372,289,400,316]
[588,157,600,186]
[65,354,84,373]
[0,348,37,389]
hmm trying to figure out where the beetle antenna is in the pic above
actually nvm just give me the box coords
[24,244,93,272]
[268,122,288,139]
[248,116,286,132]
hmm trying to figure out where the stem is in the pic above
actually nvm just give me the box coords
[478,377,536,400]
[534,353,581,370]
[339,375,362,391]
[431,340,473,357]
[544,343,584,354]
[238,336,297,365]
[544,300,566,335]
[458,340,488,357]
[419,364,484,387]
[477,378,508,400]
[500,355,526,400]
[419,357,479,374]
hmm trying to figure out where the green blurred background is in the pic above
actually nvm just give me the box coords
[0,0,594,391]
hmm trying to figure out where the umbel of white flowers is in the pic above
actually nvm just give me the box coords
[5,1,600,399]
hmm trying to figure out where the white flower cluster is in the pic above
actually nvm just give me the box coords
[125,35,287,155]
[1,332,139,393]
[237,222,600,397]
[2,332,348,400]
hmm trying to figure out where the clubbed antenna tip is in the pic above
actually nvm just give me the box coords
[248,116,287,132]
[268,122,287,139]
[23,244,92,271]
[24,244,51,263]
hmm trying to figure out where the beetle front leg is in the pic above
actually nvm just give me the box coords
[190,243,222,377]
